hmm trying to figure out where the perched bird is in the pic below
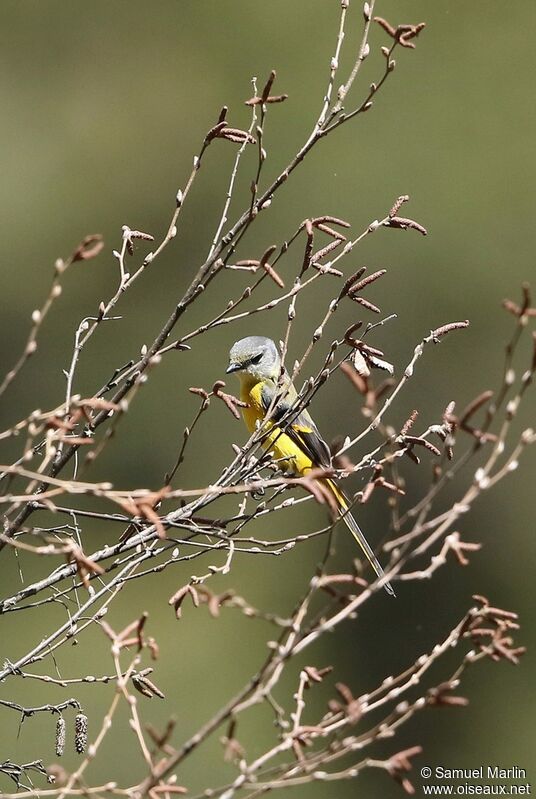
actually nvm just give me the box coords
[226,335,394,596]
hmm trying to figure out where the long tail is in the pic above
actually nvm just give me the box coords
[325,479,395,597]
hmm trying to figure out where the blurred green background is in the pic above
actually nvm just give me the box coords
[1,1,534,796]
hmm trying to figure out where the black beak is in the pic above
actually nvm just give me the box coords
[226,362,242,374]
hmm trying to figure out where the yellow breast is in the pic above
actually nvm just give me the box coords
[239,376,313,475]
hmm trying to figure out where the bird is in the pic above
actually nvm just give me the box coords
[226,335,394,596]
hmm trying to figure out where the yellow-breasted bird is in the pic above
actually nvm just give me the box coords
[226,335,394,596]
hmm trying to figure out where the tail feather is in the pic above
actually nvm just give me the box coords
[326,479,395,597]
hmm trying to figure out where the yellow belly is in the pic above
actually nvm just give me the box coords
[240,381,312,475]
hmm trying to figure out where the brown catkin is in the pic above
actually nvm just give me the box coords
[74,712,88,754]
[55,716,66,757]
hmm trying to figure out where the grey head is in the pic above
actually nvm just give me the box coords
[226,336,281,380]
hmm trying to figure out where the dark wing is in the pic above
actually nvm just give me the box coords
[261,382,331,468]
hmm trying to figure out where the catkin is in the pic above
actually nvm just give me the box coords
[55,716,66,757]
[74,712,88,754]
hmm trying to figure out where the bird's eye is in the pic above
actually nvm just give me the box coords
[250,353,263,365]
